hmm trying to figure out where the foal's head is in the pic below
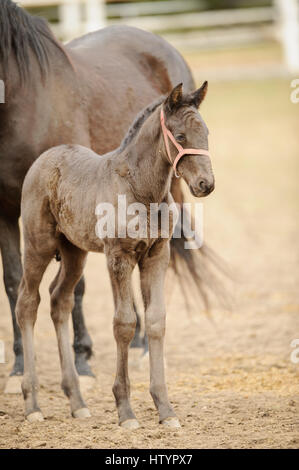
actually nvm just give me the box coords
[161,82,214,197]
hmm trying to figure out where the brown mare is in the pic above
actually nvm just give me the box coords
[16,83,214,427]
[0,1,220,393]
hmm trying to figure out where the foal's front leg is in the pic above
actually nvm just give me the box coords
[107,252,139,429]
[139,241,180,428]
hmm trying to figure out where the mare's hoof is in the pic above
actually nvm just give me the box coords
[161,417,181,428]
[4,375,22,394]
[129,350,149,371]
[72,407,91,419]
[75,354,95,378]
[26,411,44,423]
[120,419,140,430]
[79,375,96,393]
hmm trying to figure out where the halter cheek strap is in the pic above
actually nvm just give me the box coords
[160,108,210,178]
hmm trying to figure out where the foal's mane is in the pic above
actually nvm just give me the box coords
[118,95,165,152]
[0,0,69,81]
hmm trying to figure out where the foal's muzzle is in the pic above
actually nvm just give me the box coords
[190,177,215,197]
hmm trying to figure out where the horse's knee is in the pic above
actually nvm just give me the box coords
[113,313,136,344]
[145,310,166,340]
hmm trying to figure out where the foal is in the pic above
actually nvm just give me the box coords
[16,82,214,428]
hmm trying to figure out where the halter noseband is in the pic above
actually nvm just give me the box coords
[160,108,210,178]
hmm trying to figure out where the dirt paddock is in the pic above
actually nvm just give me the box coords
[0,77,298,448]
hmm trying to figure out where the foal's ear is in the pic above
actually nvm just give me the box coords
[189,81,208,109]
[164,83,183,113]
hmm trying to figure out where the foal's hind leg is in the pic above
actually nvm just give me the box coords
[16,250,54,421]
[50,267,94,378]
[50,237,90,418]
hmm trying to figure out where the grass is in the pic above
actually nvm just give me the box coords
[184,41,284,70]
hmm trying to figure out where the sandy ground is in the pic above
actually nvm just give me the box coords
[0,77,298,449]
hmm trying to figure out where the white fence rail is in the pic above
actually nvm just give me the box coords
[20,0,299,73]
[107,0,202,17]
[110,7,275,32]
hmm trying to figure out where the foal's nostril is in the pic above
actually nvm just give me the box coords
[199,180,207,192]
[191,179,214,197]
[199,179,214,195]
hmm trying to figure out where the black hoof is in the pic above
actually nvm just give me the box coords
[142,334,149,355]
[131,334,144,349]
[75,354,95,377]
[10,355,24,376]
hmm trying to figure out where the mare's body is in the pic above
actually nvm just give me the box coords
[0,1,197,384]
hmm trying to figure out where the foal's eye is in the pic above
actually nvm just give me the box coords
[176,134,186,143]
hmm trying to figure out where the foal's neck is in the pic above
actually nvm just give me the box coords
[125,106,172,204]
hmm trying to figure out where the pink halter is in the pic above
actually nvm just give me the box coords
[160,108,210,178]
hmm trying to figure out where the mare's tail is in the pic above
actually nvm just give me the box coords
[169,183,233,312]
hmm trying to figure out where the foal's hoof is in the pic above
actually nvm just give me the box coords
[79,375,96,393]
[120,419,140,430]
[4,375,22,394]
[26,411,44,423]
[161,417,181,428]
[72,407,91,419]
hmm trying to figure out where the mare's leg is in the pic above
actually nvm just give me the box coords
[130,301,143,348]
[0,216,26,394]
[130,298,149,354]
[0,216,24,384]
[143,330,149,354]
[16,248,54,421]
[50,267,94,376]
[107,251,139,428]
[50,236,90,418]
[72,275,94,377]
[53,258,94,377]
[139,241,180,427]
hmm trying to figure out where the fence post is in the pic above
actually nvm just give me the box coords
[85,0,106,33]
[59,0,82,41]
[275,0,299,73]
